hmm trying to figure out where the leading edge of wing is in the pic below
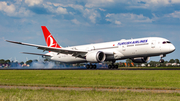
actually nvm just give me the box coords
[6,40,87,54]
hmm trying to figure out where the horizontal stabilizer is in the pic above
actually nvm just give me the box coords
[21,52,51,57]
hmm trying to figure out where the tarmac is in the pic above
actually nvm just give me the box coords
[1,67,180,70]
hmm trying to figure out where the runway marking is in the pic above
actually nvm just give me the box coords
[0,85,180,93]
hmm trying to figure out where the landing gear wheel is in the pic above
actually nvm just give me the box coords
[86,65,90,69]
[108,65,118,69]
[93,65,97,69]
[90,65,93,69]
[112,65,115,69]
[159,59,164,63]
[115,65,118,69]
[108,60,117,69]
[108,65,112,69]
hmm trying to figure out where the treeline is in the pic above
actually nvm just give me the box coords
[148,59,180,67]
[123,59,180,67]
[0,59,10,64]
[0,59,33,65]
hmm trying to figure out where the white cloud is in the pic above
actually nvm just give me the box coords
[133,0,180,9]
[166,11,180,19]
[171,0,180,3]
[68,4,84,12]
[0,1,31,17]
[15,0,23,4]
[115,20,121,24]
[25,0,43,6]
[106,13,153,25]
[128,0,180,9]
[106,13,113,17]
[137,0,180,4]
[83,0,174,9]
[85,0,114,8]
[71,19,80,25]
[0,0,33,17]
[145,0,170,4]
[56,7,68,14]
[0,1,16,15]
[43,3,68,14]
[82,0,180,10]
[43,3,54,12]
[46,3,84,13]
[99,8,106,11]
[17,7,31,17]
[43,2,100,23]
[66,4,100,23]
[83,9,100,23]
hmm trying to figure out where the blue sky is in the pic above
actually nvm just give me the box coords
[0,0,180,62]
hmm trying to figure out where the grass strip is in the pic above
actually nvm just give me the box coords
[0,88,180,101]
[0,70,180,90]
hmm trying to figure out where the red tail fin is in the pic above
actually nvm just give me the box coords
[41,26,61,48]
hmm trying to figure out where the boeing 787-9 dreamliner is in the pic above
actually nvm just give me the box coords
[6,26,175,69]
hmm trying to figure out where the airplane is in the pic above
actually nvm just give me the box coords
[6,26,175,69]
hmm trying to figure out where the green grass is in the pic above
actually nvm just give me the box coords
[0,88,180,101]
[0,70,180,89]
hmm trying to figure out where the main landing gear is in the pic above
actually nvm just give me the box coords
[159,54,166,63]
[86,64,97,69]
[108,61,118,69]
[86,61,119,69]
[108,65,118,69]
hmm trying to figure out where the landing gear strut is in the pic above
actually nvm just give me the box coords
[108,61,118,69]
[86,64,97,69]
[159,54,166,63]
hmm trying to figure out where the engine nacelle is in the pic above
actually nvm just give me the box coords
[131,57,150,63]
[86,51,106,63]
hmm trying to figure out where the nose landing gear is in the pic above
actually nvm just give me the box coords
[159,54,166,63]
[159,58,164,63]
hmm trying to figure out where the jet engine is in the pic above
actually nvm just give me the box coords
[86,51,106,63]
[131,57,150,63]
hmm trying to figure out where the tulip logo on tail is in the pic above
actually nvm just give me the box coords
[47,35,56,47]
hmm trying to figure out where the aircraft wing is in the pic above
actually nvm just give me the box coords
[6,40,88,56]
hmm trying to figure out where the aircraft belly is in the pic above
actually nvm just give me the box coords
[51,55,86,63]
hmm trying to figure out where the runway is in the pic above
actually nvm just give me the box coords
[1,67,180,70]
[0,85,180,94]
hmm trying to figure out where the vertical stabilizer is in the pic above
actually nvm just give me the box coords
[41,26,61,48]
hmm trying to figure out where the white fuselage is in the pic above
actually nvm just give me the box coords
[46,37,175,63]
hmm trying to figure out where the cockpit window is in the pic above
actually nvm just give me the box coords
[163,41,171,44]
[163,41,166,44]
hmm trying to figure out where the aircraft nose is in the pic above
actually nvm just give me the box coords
[169,45,175,52]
